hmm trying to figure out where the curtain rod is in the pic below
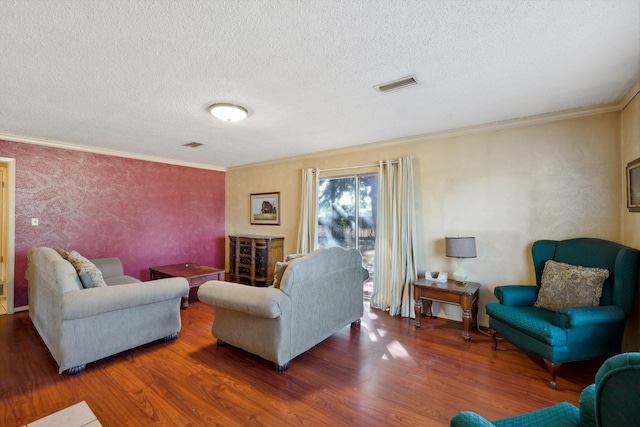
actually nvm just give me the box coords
[313,160,397,173]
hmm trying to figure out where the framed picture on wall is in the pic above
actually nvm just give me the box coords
[627,157,640,212]
[250,192,280,225]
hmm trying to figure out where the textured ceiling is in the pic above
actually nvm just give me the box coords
[1,0,639,169]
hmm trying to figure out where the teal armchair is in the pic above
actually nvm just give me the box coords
[450,352,640,427]
[486,238,640,388]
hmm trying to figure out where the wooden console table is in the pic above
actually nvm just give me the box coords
[149,263,225,309]
[413,278,481,342]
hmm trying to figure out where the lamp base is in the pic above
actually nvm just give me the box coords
[452,258,468,283]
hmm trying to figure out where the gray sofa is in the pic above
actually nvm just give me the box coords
[197,246,369,371]
[27,247,189,374]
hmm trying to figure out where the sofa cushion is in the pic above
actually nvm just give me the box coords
[104,275,141,286]
[66,250,107,288]
[90,257,125,280]
[486,304,568,346]
[534,260,609,312]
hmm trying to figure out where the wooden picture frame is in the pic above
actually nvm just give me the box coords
[250,192,280,225]
[627,157,640,212]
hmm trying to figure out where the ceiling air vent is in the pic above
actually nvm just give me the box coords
[375,75,418,93]
[183,142,204,148]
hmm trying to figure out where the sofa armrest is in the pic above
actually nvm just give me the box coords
[91,257,125,280]
[450,412,496,427]
[555,306,625,329]
[197,280,291,318]
[579,384,597,427]
[494,285,537,306]
[451,403,580,427]
[62,277,189,320]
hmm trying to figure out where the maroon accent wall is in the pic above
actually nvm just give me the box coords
[1,140,225,307]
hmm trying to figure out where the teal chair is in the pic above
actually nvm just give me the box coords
[450,352,640,427]
[486,238,640,388]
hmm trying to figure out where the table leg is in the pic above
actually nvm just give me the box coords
[472,295,478,328]
[414,288,422,329]
[460,294,472,342]
[424,300,433,318]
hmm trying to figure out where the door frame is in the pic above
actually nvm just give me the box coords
[0,158,16,314]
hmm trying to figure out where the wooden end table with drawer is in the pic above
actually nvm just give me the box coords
[413,278,481,342]
[149,263,225,309]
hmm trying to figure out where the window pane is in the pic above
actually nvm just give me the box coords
[317,177,356,249]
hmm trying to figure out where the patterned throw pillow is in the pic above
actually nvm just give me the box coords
[534,260,609,311]
[53,246,69,259]
[66,250,108,288]
[272,261,289,289]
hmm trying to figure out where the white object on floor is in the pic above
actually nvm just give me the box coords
[24,401,101,427]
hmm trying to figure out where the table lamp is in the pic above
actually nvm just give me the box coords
[445,237,477,283]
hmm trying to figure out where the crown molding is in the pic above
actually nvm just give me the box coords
[4,79,638,173]
[0,133,226,172]
[228,101,624,171]
[620,80,640,109]
[370,102,622,149]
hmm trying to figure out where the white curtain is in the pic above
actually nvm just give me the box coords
[370,156,418,317]
[296,168,318,254]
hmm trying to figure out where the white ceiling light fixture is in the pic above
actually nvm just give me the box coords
[208,103,249,122]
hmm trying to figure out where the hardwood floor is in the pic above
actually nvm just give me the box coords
[1,301,601,426]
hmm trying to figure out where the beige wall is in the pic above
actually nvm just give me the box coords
[227,108,625,328]
[622,83,640,351]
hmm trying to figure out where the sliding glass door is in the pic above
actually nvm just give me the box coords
[317,174,377,298]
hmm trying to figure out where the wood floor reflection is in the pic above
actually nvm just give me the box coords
[0,301,600,426]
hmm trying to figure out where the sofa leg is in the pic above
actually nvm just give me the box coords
[543,358,561,389]
[164,333,178,341]
[351,319,361,327]
[489,328,500,350]
[65,364,86,375]
[275,362,290,372]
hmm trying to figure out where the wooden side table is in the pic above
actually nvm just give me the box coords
[413,278,481,342]
[149,263,225,309]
